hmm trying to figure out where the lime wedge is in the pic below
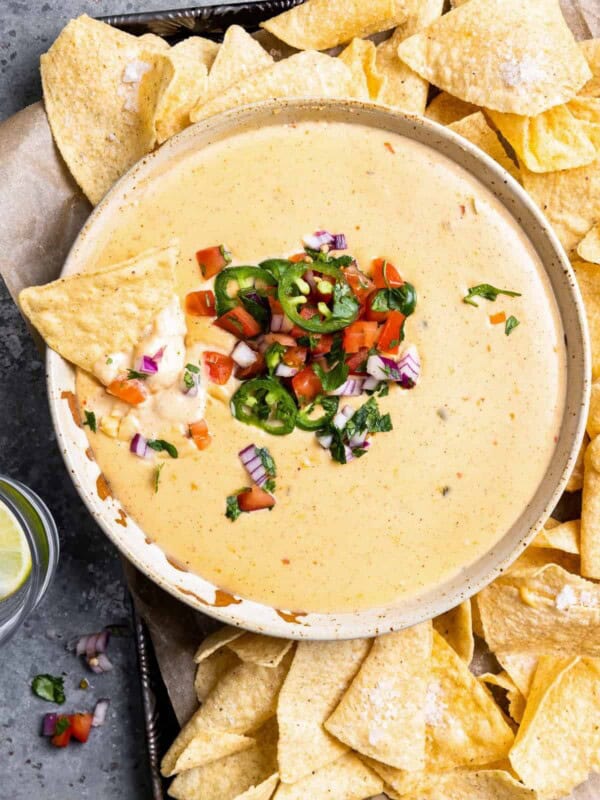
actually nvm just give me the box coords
[0,501,32,600]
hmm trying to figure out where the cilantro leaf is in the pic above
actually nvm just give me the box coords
[185,363,200,374]
[147,439,178,459]
[463,284,521,307]
[256,447,276,480]
[226,495,242,521]
[32,674,65,704]
[312,360,349,392]
[127,369,147,381]
[324,332,345,366]
[331,280,360,322]
[369,283,417,316]
[183,371,196,390]
[83,410,97,433]
[505,315,520,336]
[345,397,393,440]
[304,249,354,268]
[259,258,292,282]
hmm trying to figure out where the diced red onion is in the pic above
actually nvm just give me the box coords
[232,341,258,368]
[341,405,354,419]
[275,363,299,378]
[331,376,364,396]
[75,629,113,673]
[343,446,354,462]
[42,713,58,736]
[89,653,113,674]
[239,444,267,487]
[332,233,347,250]
[349,433,370,449]
[137,355,159,375]
[92,699,110,728]
[397,346,420,388]
[333,411,349,430]
[130,433,148,458]
[363,376,380,391]
[304,270,317,291]
[317,434,333,449]
[366,354,396,381]
[302,231,347,251]
[152,347,165,362]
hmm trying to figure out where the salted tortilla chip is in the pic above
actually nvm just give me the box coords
[581,39,600,98]
[433,600,474,663]
[272,753,383,800]
[228,634,293,668]
[18,245,177,374]
[397,0,591,115]
[478,563,600,658]
[589,381,600,439]
[577,222,600,264]
[206,26,273,103]
[194,626,245,662]
[449,113,520,181]
[325,623,432,771]
[339,39,383,100]
[582,435,600,579]
[425,631,514,771]
[487,103,597,173]
[168,718,278,800]
[165,729,255,776]
[479,672,526,723]
[277,639,370,783]
[521,163,600,254]
[235,774,279,800]
[532,518,580,555]
[41,15,169,205]
[495,653,539,699]
[425,92,478,126]
[261,0,404,51]
[138,33,171,52]
[509,656,600,797]
[195,649,240,702]
[471,597,485,639]
[505,545,580,577]
[403,769,537,800]
[375,0,444,114]
[190,51,366,124]
[573,260,600,376]
[567,431,588,492]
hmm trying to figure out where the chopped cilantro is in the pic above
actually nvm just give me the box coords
[185,363,200,374]
[369,283,417,316]
[226,494,242,521]
[183,371,196,390]
[312,360,349,392]
[106,357,113,365]
[54,717,70,735]
[147,439,178,459]
[32,674,65,704]
[264,479,276,493]
[331,279,360,322]
[345,397,392,439]
[256,447,277,484]
[463,284,521,307]
[154,463,164,493]
[324,332,345,366]
[303,249,354,269]
[127,369,147,381]
[83,410,97,433]
[505,315,520,336]
[297,333,321,350]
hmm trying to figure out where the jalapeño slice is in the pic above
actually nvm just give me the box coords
[214,267,277,317]
[277,262,359,333]
[231,377,297,436]
[296,396,339,431]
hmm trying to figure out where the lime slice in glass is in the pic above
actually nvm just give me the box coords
[0,501,32,600]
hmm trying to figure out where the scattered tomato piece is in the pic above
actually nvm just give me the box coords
[345,347,371,374]
[107,378,147,406]
[291,367,323,405]
[204,351,234,384]
[185,290,216,317]
[195,245,231,279]
[237,485,275,512]
[310,333,334,356]
[343,320,379,353]
[51,717,72,748]
[189,419,211,450]
[490,311,507,325]
[371,258,404,289]
[378,310,405,354]
[70,713,93,743]
[364,290,389,323]
[282,346,308,369]
[289,252,310,263]
[214,307,262,338]
[384,142,395,154]
[344,263,374,305]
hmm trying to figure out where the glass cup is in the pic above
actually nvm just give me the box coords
[0,476,59,646]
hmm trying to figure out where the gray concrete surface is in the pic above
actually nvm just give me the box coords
[0,2,209,798]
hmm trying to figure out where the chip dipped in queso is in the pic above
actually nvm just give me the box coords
[20,118,566,614]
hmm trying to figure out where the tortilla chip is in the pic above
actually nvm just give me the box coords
[479,672,526,723]
[195,648,240,702]
[138,33,171,52]
[487,103,598,173]
[325,623,432,771]
[589,381,600,441]
[41,15,170,205]
[581,39,600,98]
[277,639,370,783]
[153,38,220,144]
[235,774,279,800]
[521,163,600,254]
[194,626,245,662]
[272,753,383,800]
[165,729,255,776]
[261,0,404,51]
[168,718,278,800]
[227,635,294,668]
[567,431,588,492]
[397,0,591,115]
[339,39,383,100]
[449,112,519,181]
[509,656,600,797]
[505,545,580,578]
[18,245,177,374]
[190,51,366,124]
[478,563,600,658]
[206,26,273,103]
[577,222,600,264]
[425,92,478,126]
[573,260,600,376]
[471,597,485,639]
[433,600,474,663]
[375,1,444,114]
[532,518,580,555]
[495,653,540,699]
[403,769,537,800]
[425,631,514,771]
[582,435,600,579]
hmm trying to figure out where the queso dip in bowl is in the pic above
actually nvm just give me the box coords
[47,100,589,639]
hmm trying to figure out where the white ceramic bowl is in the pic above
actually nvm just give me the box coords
[47,99,590,639]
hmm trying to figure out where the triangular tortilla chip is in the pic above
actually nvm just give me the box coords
[276,639,370,783]
[449,113,520,181]
[495,653,540,699]
[18,245,177,374]
[195,648,240,702]
[577,221,600,264]
[41,15,169,205]
[532,518,580,554]
[509,656,600,797]
[573,260,600,377]
[164,729,255,777]
[567,432,588,492]
[339,38,383,100]
[582,435,600,579]
[325,623,431,771]
[235,774,279,800]
[425,91,478,126]
[581,39,600,98]
[228,634,293,668]
[397,0,591,115]
[479,672,526,723]
[261,0,404,51]
[504,545,580,578]
[194,625,245,662]
[433,600,474,663]
[205,26,273,104]
[589,380,600,439]
[272,753,383,800]
[403,769,538,800]
[190,51,365,123]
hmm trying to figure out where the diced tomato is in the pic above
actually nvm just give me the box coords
[195,245,231,279]
[185,290,216,317]
[378,310,405,354]
[344,263,374,304]
[235,352,265,380]
[214,307,262,338]
[363,290,389,323]
[237,485,275,512]
[310,333,333,356]
[107,378,147,406]
[489,311,506,325]
[70,713,93,744]
[290,305,319,338]
[291,367,323,405]
[51,717,72,748]
[371,258,404,289]
[343,321,379,353]
[268,296,284,316]
[261,333,297,348]
[282,346,308,369]
[189,419,211,450]
[345,347,371,374]
[204,351,234,384]
[289,252,311,263]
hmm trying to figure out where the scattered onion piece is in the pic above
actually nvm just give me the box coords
[92,699,110,728]
[239,444,268,487]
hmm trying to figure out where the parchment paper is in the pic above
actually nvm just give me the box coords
[1,5,599,795]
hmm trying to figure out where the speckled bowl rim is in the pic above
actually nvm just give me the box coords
[47,99,590,640]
